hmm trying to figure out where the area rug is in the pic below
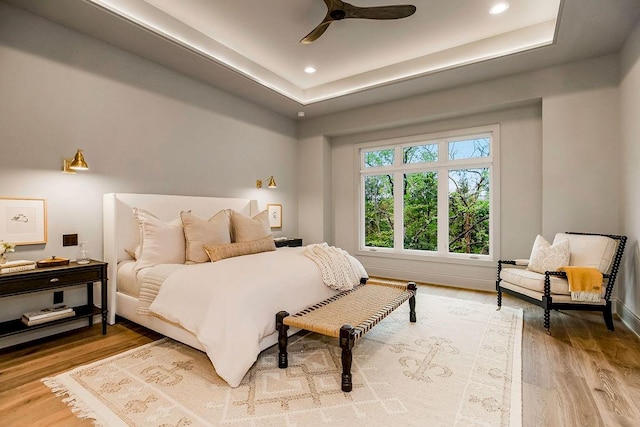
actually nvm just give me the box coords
[44,288,523,426]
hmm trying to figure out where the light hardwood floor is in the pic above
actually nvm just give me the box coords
[1,283,639,426]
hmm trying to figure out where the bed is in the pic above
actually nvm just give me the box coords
[102,193,364,387]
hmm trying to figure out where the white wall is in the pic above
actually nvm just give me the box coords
[542,89,620,237]
[297,135,332,244]
[0,3,297,344]
[298,55,621,292]
[619,19,640,334]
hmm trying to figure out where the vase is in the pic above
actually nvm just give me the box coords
[76,242,91,264]
[0,255,6,265]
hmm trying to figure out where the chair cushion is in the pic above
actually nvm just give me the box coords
[499,282,605,306]
[553,233,617,273]
[500,267,570,295]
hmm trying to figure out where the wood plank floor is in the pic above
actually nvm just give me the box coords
[1,283,639,426]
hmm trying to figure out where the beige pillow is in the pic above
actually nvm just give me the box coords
[204,235,276,262]
[133,208,185,272]
[526,234,570,274]
[231,210,271,242]
[181,210,231,264]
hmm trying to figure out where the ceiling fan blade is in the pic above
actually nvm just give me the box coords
[343,4,416,20]
[300,18,333,44]
[300,1,416,44]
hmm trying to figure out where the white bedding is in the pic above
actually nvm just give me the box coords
[148,247,342,387]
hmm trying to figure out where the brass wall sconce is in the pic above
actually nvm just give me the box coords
[256,176,277,189]
[62,149,89,174]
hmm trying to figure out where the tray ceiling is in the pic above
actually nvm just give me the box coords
[6,0,640,118]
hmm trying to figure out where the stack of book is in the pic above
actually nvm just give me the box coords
[0,259,36,274]
[22,305,75,326]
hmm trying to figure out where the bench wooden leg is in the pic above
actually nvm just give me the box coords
[408,282,417,323]
[339,324,355,392]
[276,311,289,368]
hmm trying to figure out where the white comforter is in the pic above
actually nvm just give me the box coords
[148,247,344,387]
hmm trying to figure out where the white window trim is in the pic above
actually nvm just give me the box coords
[355,124,501,264]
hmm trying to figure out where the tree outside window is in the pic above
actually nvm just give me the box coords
[360,129,495,259]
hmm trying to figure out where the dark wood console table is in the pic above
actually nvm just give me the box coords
[275,238,303,248]
[0,260,107,340]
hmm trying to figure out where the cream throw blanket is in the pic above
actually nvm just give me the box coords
[304,243,368,291]
[559,266,603,302]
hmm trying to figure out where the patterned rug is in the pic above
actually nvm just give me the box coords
[44,288,523,426]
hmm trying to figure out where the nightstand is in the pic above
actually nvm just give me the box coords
[275,238,303,248]
[0,260,108,340]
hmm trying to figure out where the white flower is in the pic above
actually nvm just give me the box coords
[0,241,16,256]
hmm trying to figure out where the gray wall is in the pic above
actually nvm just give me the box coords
[620,19,640,334]
[0,3,298,344]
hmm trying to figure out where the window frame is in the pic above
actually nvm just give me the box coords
[357,125,500,264]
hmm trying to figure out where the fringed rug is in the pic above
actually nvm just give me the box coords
[44,289,523,426]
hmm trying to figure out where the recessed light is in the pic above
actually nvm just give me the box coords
[304,66,316,74]
[489,2,510,15]
[297,111,305,117]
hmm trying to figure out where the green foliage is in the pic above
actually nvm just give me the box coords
[365,149,394,167]
[403,144,438,164]
[448,168,490,254]
[364,175,394,248]
[403,172,437,250]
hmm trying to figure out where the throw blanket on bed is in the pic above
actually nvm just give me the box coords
[303,243,368,291]
[559,266,603,302]
[137,264,186,315]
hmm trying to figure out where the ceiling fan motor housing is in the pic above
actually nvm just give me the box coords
[330,9,347,20]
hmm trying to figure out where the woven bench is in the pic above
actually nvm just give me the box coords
[276,279,417,392]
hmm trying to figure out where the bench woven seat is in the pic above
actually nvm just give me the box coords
[283,281,415,339]
[276,279,417,392]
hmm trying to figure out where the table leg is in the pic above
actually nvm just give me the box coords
[86,282,94,327]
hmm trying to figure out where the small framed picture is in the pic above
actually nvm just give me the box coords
[0,197,47,245]
[267,204,282,228]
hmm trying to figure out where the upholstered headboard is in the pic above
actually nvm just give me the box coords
[103,193,259,323]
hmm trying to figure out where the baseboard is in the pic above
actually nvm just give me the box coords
[616,299,640,339]
[366,266,496,292]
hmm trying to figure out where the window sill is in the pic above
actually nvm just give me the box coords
[355,249,496,267]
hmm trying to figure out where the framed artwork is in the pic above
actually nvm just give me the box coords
[267,204,282,228]
[0,197,47,245]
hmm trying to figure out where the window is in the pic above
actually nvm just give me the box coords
[359,126,499,260]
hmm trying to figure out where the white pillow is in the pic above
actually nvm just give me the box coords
[231,210,271,242]
[526,234,570,274]
[181,210,231,264]
[133,208,185,272]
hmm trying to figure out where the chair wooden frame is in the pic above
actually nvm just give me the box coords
[496,232,627,332]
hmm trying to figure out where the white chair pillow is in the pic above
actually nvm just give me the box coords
[526,234,570,274]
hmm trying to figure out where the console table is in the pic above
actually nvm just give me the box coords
[0,260,108,340]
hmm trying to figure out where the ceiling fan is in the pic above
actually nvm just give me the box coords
[301,0,417,44]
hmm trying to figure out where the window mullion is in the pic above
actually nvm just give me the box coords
[394,171,404,251]
[437,166,449,254]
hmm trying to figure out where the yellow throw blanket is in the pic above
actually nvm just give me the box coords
[559,266,603,302]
